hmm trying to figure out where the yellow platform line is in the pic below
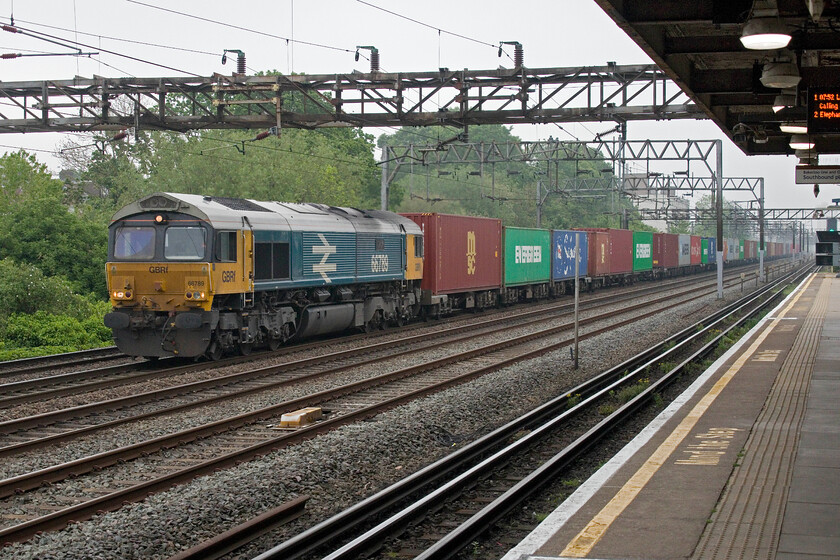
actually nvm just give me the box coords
[560,274,815,557]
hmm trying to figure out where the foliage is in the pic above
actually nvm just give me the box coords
[0,259,112,360]
[3,310,111,349]
[379,125,640,229]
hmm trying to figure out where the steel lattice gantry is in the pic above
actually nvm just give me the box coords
[0,64,703,134]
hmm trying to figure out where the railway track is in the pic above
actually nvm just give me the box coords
[250,264,813,560]
[0,268,758,545]
[0,264,760,406]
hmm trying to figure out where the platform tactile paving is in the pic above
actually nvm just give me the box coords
[692,277,831,560]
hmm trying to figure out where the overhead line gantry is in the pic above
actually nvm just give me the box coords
[0,64,701,134]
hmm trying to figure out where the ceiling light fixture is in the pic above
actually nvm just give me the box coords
[740,17,792,50]
[780,122,808,134]
[772,89,797,112]
[760,61,801,89]
[789,134,814,150]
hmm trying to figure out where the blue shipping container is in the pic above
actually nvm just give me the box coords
[552,230,589,281]
[708,237,717,261]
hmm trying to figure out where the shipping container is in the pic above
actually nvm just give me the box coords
[579,228,633,275]
[745,240,756,260]
[401,213,502,295]
[708,237,717,262]
[690,235,702,265]
[653,233,680,269]
[679,234,692,267]
[700,237,710,264]
[585,230,611,277]
[503,227,551,287]
[633,231,654,272]
[739,239,745,260]
[551,230,589,281]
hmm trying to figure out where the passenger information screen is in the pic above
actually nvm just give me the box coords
[808,88,840,134]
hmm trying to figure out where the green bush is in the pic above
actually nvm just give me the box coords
[4,311,110,349]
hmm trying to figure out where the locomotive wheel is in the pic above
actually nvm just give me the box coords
[206,342,223,361]
[239,342,253,356]
[268,337,282,351]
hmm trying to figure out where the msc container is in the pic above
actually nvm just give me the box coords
[653,233,679,269]
[401,213,502,295]
[690,235,702,265]
[579,228,633,274]
[552,230,589,281]
[503,227,551,287]
[633,231,654,272]
[708,237,717,262]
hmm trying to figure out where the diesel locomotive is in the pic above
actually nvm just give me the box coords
[104,193,424,359]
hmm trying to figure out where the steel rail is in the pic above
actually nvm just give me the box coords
[0,275,731,545]
[251,264,809,560]
[305,266,810,560]
[0,267,738,449]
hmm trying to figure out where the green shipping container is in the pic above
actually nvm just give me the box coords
[739,240,745,260]
[503,227,552,286]
[701,238,710,264]
[633,231,654,272]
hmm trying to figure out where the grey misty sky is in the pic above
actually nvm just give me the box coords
[0,0,831,211]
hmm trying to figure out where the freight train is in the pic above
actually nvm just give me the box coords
[104,192,792,359]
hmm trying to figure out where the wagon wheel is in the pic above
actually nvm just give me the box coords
[267,336,282,351]
[239,341,253,356]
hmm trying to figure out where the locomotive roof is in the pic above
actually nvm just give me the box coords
[111,192,422,236]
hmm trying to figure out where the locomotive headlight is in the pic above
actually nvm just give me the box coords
[112,290,133,300]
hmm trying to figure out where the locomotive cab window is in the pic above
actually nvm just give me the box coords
[114,226,155,260]
[215,231,237,262]
[415,236,424,258]
[164,227,206,260]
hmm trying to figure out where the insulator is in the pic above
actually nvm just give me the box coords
[254,131,271,141]
[112,131,128,141]
[370,50,380,73]
[237,52,246,75]
[1,53,19,59]
[514,44,524,68]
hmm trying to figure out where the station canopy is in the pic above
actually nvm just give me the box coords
[595,0,840,157]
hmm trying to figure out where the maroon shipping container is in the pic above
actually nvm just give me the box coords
[401,213,502,295]
[577,228,633,274]
[690,235,702,265]
[586,231,611,277]
[745,240,756,260]
[653,233,679,268]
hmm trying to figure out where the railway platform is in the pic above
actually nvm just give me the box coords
[503,271,840,560]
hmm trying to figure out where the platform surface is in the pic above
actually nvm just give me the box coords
[502,271,840,560]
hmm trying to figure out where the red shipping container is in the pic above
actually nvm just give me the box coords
[746,240,756,260]
[690,235,702,265]
[585,231,611,277]
[401,213,502,295]
[653,233,679,268]
[578,228,632,274]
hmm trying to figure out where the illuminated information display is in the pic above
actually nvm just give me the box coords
[808,88,840,133]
